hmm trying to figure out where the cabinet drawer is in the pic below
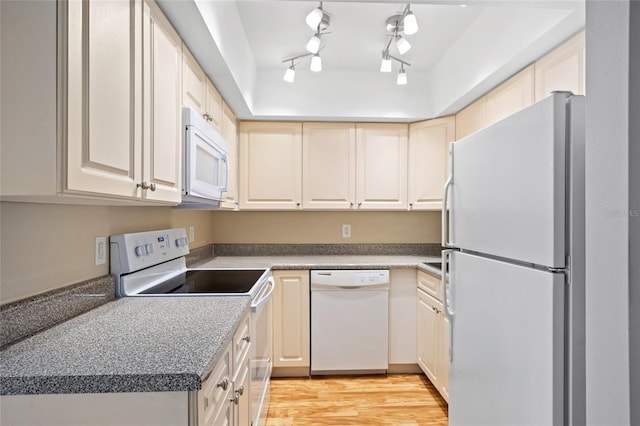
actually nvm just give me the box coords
[417,270,442,301]
[198,342,232,426]
[232,313,251,372]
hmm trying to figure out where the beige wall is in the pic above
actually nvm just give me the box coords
[0,202,214,303]
[211,211,441,244]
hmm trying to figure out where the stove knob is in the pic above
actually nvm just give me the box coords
[134,245,147,256]
[145,244,154,254]
[182,237,189,247]
[175,238,183,247]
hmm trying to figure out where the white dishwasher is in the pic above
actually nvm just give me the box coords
[310,270,390,375]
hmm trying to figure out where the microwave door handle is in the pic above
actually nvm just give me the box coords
[220,153,229,192]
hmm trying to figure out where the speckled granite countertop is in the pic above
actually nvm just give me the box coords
[0,296,250,395]
[196,255,443,276]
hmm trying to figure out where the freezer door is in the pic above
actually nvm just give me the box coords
[448,251,564,426]
[449,93,573,268]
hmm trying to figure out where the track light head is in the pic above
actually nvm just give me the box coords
[397,65,407,85]
[306,7,323,30]
[283,65,295,83]
[380,52,392,73]
[403,10,418,35]
[395,34,411,54]
[306,33,321,54]
[310,54,322,72]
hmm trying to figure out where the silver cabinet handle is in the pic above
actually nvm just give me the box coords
[231,394,239,405]
[236,385,244,396]
[217,378,229,391]
[358,202,362,207]
[242,335,251,343]
[350,202,354,207]
[203,113,212,122]
[137,182,156,191]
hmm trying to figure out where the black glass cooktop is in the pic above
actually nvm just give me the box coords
[141,269,267,294]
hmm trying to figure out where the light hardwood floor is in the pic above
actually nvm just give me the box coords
[265,374,448,425]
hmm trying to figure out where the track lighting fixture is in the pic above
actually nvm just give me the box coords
[283,63,296,83]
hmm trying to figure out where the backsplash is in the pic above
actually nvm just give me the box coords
[213,243,442,257]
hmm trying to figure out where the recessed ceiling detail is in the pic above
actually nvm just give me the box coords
[157,0,585,122]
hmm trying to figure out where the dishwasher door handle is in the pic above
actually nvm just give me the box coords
[311,283,390,291]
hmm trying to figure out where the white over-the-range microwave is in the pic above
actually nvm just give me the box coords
[179,107,229,208]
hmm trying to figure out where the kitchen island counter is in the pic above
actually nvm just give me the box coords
[0,296,250,395]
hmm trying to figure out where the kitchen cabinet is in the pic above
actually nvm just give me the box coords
[408,117,455,210]
[220,103,239,210]
[271,270,310,375]
[302,122,356,209]
[486,65,535,126]
[455,96,487,140]
[239,122,303,210]
[1,0,182,204]
[356,123,409,210]
[182,46,223,133]
[388,269,418,370]
[141,0,183,203]
[198,341,233,426]
[534,31,586,101]
[416,270,449,402]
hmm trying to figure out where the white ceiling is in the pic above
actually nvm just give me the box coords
[157,0,585,122]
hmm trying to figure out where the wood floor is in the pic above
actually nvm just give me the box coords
[265,374,448,425]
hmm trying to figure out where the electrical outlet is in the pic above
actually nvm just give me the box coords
[342,224,352,238]
[95,237,107,265]
[189,226,195,242]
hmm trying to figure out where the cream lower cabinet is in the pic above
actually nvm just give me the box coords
[408,117,455,210]
[271,270,310,375]
[388,269,418,369]
[417,271,449,402]
[239,122,303,210]
[1,0,181,204]
[356,123,408,210]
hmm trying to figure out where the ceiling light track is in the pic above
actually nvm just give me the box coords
[380,3,418,84]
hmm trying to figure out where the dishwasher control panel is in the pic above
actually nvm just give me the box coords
[310,270,390,287]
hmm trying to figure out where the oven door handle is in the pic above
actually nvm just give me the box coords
[251,277,275,311]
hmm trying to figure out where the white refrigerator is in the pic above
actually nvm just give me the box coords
[442,92,585,426]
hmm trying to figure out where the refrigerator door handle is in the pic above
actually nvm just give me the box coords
[442,249,454,360]
[441,143,454,248]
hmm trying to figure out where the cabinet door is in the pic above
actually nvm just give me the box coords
[142,0,182,203]
[486,65,534,126]
[220,103,238,210]
[239,122,302,210]
[65,0,142,198]
[355,123,408,210]
[182,45,206,115]
[455,96,487,140]
[417,288,441,387]
[408,117,455,210]
[439,312,450,402]
[389,269,417,364]
[302,122,356,210]
[232,356,250,426]
[534,32,585,101]
[198,342,232,426]
[205,80,223,134]
[272,270,310,368]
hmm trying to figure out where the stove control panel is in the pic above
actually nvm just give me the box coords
[110,228,190,276]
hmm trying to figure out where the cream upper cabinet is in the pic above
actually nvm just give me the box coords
[534,31,586,101]
[182,46,222,132]
[65,0,143,198]
[486,65,534,126]
[408,116,455,210]
[205,80,223,134]
[239,122,302,210]
[355,123,408,210]
[220,103,238,210]
[302,122,356,210]
[142,0,182,203]
[455,96,487,140]
[2,0,181,204]
[272,270,310,372]
[182,46,207,115]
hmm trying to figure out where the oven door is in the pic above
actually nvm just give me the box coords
[183,109,229,202]
[250,277,274,426]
